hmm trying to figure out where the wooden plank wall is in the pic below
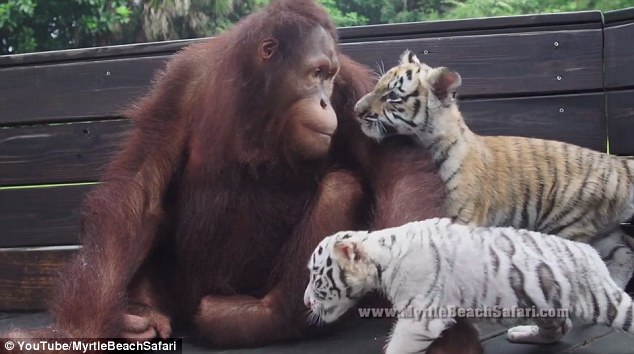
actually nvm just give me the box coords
[604,9,634,248]
[605,8,634,157]
[0,10,622,310]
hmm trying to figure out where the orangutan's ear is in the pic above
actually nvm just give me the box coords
[259,38,279,61]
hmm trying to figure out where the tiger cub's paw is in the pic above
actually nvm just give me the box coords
[506,325,559,344]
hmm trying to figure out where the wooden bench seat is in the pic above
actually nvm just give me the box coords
[2,313,634,353]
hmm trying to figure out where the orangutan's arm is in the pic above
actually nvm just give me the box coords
[193,170,367,347]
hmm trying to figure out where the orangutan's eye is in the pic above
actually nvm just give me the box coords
[315,67,334,79]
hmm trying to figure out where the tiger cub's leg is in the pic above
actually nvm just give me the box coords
[448,200,480,226]
[593,227,634,289]
[506,317,572,344]
[385,317,455,354]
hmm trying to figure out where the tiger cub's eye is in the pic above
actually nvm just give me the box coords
[387,91,401,102]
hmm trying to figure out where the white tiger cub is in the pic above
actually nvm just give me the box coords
[354,50,634,288]
[304,218,634,354]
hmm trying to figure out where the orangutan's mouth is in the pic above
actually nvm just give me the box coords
[312,128,335,138]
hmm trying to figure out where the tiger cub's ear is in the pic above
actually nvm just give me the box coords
[427,67,462,107]
[399,50,421,65]
[333,240,365,266]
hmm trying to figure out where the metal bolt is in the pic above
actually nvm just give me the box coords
[556,75,562,81]
[423,50,429,55]
[559,108,565,113]
[105,70,111,76]
[554,41,559,47]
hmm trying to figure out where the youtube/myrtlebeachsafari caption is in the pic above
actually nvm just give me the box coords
[2,339,182,353]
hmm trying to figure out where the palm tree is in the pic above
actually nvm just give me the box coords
[140,0,238,41]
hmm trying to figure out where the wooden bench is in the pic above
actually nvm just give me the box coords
[1,7,633,353]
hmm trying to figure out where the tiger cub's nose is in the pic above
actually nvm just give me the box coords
[303,287,312,308]
[354,94,372,117]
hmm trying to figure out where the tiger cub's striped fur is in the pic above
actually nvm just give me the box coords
[354,50,634,287]
[304,218,634,354]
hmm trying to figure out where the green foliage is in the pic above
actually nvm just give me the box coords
[141,0,227,41]
[0,0,132,54]
[0,0,37,53]
[537,0,633,13]
[323,0,633,25]
[319,0,368,27]
[319,0,454,26]
[428,0,540,20]
[428,0,634,21]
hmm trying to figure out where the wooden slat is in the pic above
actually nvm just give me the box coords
[0,312,52,330]
[339,11,602,42]
[0,11,603,67]
[0,93,605,186]
[0,119,131,185]
[564,330,634,353]
[482,324,618,354]
[0,38,206,68]
[462,92,606,151]
[604,7,634,25]
[607,90,634,156]
[0,306,504,347]
[604,22,634,89]
[0,56,168,125]
[0,93,606,245]
[0,185,93,248]
[0,247,77,311]
[0,29,603,125]
[340,23,603,43]
[0,94,605,245]
[343,30,603,98]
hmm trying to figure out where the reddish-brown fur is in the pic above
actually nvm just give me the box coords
[2,1,481,353]
[426,319,485,354]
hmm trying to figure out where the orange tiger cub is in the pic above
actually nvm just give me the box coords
[354,50,634,287]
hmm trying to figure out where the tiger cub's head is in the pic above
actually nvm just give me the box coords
[355,50,462,142]
[304,231,378,324]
